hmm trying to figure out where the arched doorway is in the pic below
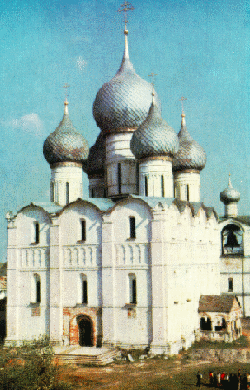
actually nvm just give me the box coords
[77,315,93,347]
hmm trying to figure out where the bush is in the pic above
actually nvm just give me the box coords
[0,336,74,390]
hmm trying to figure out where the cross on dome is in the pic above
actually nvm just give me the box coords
[179,96,187,113]
[118,1,134,31]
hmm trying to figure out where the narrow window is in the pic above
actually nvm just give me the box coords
[118,163,121,194]
[82,279,88,304]
[91,188,94,198]
[145,176,148,197]
[36,279,41,303]
[136,162,139,194]
[51,182,55,202]
[81,220,86,242]
[35,223,39,244]
[161,175,165,197]
[129,217,136,239]
[104,188,107,198]
[228,278,233,292]
[129,274,137,304]
[186,184,189,201]
[66,182,69,204]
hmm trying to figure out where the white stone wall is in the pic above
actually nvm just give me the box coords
[139,158,174,198]
[51,162,83,205]
[6,206,51,344]
[174,171,201,202]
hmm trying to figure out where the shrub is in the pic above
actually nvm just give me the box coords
[0,336,74,390]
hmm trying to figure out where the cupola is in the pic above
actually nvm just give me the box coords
[43,100,89,206]
[173,111,206,202]
[220,174,240,217]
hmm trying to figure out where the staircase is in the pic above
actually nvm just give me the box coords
[53,346,120,366]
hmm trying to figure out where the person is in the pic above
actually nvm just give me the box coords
[209,371,214,387]
[196,371,202,387]
[238,369,241,390]
[247,373,250,389]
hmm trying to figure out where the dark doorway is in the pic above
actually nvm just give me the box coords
[78,316,93,347]
[200,317,212,331]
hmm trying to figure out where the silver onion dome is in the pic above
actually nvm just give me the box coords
[130,97,179,159]
[43,100,89,165]
[93,29,161,133]
[220,175,240,204]
[87,132,106,176]
[173,112,206,172]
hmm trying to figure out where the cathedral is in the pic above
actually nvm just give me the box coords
[6,15,235,355]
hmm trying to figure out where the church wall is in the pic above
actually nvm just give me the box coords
[6,208,51,344]
[102,200,152,347]
[139,158,174,198]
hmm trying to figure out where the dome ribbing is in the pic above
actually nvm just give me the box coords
[130,98,179,159]
[43,100,89,165]
[93,30,161,133]
[173,112,206,172]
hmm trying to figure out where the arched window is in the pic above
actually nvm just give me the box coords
[161,175,165,197]
[186,184,189,201]
[66,182,69,204]
[78,274,88,304]
[228,277,233,292]
[118,163,121,194]
[145,176,148,197]
[82,274,88,304]
[51,182,55,202]
[31,274,41,303]
[222,224,243,255]
[129,217,136,239]
[80,219,86,242]
[32,222,40,244]
[129,273,137,304]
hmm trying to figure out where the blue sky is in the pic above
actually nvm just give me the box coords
[0,0,249,262]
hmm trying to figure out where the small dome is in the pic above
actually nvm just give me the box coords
[173,112,206,172]
[220,175,240,204]
[43,100,89,165]
[130,98,179,159]
[93,31,161,133]
[87,132,106,176]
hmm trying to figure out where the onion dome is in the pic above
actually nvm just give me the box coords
[93,28,161,133]
[87,132,106,177]
[220,174,240,204]
[173,112,206,172]
[43,100,89,165]
[130,95,179,159]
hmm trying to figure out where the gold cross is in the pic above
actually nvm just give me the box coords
[63,83,70,99]
[148,73,158,87]
[118,1,134,27]
[179,96,187,112]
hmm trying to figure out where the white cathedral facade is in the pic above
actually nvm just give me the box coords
[5,25,223,355]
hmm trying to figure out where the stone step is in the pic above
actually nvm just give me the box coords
[54,347,120,366]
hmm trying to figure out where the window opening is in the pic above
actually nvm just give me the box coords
[118,163,121,194]
[81,220,86,242]
[186,184,189,201]
[36,279,41,303]
[161,175,165,197]
[51,182,55,202]
[136,162,139,194]
[129,217,136,239]
[66,182,69,204]
[145,176,148,197]
[82,280,88,304]
[228,278,233,292]
[35,223,39,244]
[129,274,137,304]
[222,224,243,256]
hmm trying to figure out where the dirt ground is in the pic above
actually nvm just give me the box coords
[58,319,250,389]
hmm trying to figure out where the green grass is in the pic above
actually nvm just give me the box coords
[189,335,249,350]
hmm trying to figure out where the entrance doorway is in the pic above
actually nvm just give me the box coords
[77,315,93,347]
